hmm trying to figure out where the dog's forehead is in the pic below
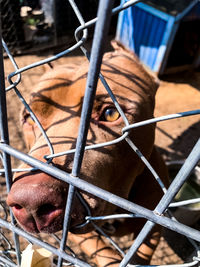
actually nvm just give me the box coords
[31,63,87,108]
[97,52,158,100]
[31,51,157,109]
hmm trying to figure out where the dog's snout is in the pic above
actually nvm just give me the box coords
[7,173,67,233]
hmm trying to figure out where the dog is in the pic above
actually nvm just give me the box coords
[7,42,168,266]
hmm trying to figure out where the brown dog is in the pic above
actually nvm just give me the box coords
[7,43,168,266]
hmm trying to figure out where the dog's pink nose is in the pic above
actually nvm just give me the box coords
[6,173,67,233]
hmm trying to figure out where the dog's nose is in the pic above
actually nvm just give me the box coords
[6,172,67,233]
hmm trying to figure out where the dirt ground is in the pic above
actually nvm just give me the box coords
[1,49,200,266]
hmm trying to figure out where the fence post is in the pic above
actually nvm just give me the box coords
[57,1,114,266]
[0,16,21,265]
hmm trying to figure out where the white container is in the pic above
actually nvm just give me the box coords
[168,161,200,226]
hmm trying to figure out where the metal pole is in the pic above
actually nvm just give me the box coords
[0,19,21,265]
[57,1,114,266]
[72,0,114,176]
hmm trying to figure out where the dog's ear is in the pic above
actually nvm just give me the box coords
[145,66,160,97]
[111,40,126,51]
[111,40,160,94]
[109,40,160,102]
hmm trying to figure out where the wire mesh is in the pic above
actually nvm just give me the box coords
[0,0,25,53]
[0,0,102,55]
[0,0,200,266]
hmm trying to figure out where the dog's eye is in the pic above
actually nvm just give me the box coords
[100,108,120,122]
[24,114,35,126]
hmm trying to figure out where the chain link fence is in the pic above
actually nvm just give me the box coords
[0,0,118,55]
[0,0,24,53]
[0,0,200,266]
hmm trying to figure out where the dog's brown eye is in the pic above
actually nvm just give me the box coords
[101,108,120,122]
[24,114,35,126]
[27,116,35,126]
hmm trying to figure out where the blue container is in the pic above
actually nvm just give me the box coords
[116,0,200,74]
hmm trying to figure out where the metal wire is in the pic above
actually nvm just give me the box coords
[0,0,200,266]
